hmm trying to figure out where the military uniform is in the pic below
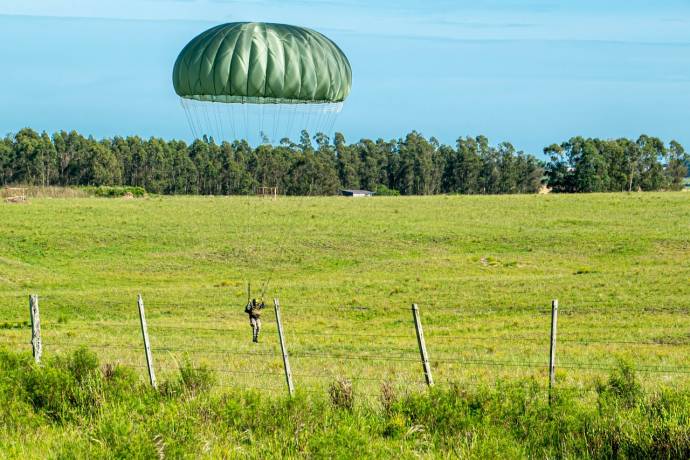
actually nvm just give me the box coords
[245,299,264,343]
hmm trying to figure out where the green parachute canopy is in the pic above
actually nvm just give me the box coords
[173,22,352,105]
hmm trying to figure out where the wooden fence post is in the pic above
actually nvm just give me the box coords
[29,294,42,364]
[137,294,157,389]
[274,298,295,396]
[412,303,434,387]
[548,299,558,402]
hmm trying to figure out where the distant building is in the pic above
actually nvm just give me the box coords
[340,189,374,197]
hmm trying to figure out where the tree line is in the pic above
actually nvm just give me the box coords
[0,128,687,195]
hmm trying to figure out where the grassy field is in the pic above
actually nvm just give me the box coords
[1,192,690,397]
[2,192,690,458]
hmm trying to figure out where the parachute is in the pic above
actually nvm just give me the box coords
[173,22,352,145]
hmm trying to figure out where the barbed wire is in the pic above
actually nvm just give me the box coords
[287,330,413,339]
[46,343,141,351]
[21,323,689,349]
[290,351,419,362]
[557,337,690,346]
[293,373,425,384]
[425,333,546,343]
[14,331,689,349]
[15,339,690,376]
[43,342,284,356]
[149,325,262,333]
[127,363,288,379]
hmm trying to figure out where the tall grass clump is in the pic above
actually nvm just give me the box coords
[159,358,216,397]
[328,377,354,410]
[83,185,146,197]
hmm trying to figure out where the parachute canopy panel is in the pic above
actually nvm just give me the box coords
[173,22,352,105]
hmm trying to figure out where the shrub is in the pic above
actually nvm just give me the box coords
[86,186,146,198]
[64,347,99,384]
[179,360,215,395]
[20,364,73,421]
[597,360,642,408]
[328,377,354,410]
[374,184,400,196]
[379,380,397,414]
[160,359,215,397]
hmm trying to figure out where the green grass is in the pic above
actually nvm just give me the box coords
[2,192,690,457]
[1,193,689,395]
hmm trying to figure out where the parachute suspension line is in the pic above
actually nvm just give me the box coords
[206,102,215,141]
[196,102,206,139]
[312,104,323,138]
[242,101,249,142]
[326,111,337,140]
[285,103,297,144]
[303,105,313,140]
[259,103,265,144]
[213,102,226,143]
[201,102,215,142]
[290,104,299,142]
[233,103,239,142]
[255,103,260,144]
[227,101,236,142]
[211,104,220,143]
[294,105,305,142]
[327,102,343,139]
[213,104,222,143]
[324,104,334,138]
[272,102,280,144]
[209,103,219,142]
[209,103,218,141]
[180,99,198,141]
[301,105,309,140]
[278,103,285,143]
[190,101,205,141]
[293,104,304,141]
[329,104,340,137]
[184,100,195,139]
[317,104,330,139]
[326,104,337,137]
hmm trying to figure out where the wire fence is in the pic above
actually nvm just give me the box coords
[2,294,690,400]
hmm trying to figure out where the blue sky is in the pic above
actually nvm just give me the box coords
[1,0,690,154]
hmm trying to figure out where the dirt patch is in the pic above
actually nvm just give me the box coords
[4,195,28,204]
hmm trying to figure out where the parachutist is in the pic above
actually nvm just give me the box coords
[245,298,265,343]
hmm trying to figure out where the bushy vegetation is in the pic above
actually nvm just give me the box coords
[1,128,686,195]
[86,186,147,198]
[2,348,690,458]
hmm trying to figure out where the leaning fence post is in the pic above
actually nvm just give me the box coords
[548,299,558,402]
[274,298,295,396]
[29,294,42,364]
[412,303,434,387]
[137,294,157,389]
